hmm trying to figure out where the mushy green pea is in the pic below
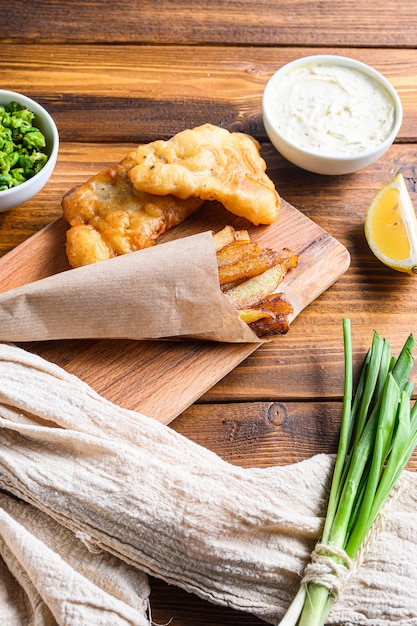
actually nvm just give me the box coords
[0,101,48,191]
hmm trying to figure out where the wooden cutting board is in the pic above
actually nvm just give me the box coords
[0,199,350,424]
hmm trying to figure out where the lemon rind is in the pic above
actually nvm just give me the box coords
[365,173,417,274]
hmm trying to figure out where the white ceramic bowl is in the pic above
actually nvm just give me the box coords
[262,55,403,175]
[0,89,59,212]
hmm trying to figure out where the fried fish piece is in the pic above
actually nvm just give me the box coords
[128,124,280,226]
[62,153,204,268]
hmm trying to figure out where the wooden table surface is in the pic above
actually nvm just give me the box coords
[2,2,417,624]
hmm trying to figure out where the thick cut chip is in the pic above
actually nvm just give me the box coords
[238,308,276,324]
[223,248,297,310]
[212,225,250,252]
[217,244,288,286]
[216,241,264,269]
[225,263,289,309]
[62,154,203,268]
[128,124,280,225]
[213,227,298,336]
[248,293,294,336]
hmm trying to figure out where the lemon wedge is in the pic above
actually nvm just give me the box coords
[364,173,417,274]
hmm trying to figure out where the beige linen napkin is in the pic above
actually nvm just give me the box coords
[0,343,417,625]
[0,231,260,344]
[0,492,151,626]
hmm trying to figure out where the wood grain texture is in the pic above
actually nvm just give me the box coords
[148,577,266,626]
[171,401,342,466]
[1,141,417,256]
[2,5,417,623]
[2,0,417,47]
[1,45,416,143]
[0,195,349,422]
[1,141,416,403]
[173,400,417,469]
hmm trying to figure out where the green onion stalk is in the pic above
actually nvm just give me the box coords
[279,318,417,626]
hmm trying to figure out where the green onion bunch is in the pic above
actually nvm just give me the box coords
[0,101,48,191]
[279,318,417,626]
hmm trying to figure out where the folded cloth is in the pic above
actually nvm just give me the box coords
[0,492,151,626]
[0,343,417,625]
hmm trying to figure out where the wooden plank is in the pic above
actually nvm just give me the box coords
[149,576,266,626]
[1,142,417,405]
[172,400,417,470]
[1,46,415,143]
[171,401,342,466]
[2,0,417,47]
[0,191,349,422]
[1,141,417,258]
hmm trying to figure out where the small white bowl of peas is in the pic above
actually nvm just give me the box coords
[0,89,59,212]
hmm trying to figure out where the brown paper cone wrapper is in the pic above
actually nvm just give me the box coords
[0,231,260,344]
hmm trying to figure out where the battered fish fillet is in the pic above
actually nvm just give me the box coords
[128,124,280,226]
[62,154,204,268]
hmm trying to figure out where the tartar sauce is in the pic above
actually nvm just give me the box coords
[269,63,396,156]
